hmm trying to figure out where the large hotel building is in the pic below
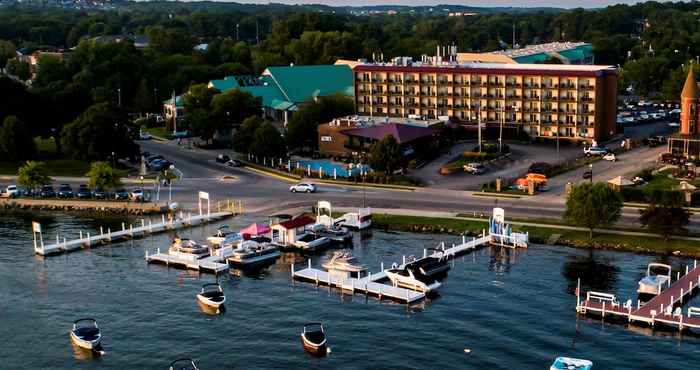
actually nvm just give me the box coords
[353,61,618,142]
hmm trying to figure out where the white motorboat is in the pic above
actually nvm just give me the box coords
[312,224,353,243]
[169,358,199,370]
[70,318,102,350]
[196,283,226,309]
[322,250,366,275]
[206,225,240,246]
[301,322,327,357]
[637,263,672,295]
[169,238,210,259]
[550,357,593,370]
[294,232,332,251]
[226,240,280,267]
[385,266,442,293]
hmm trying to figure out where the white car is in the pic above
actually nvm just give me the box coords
[602,153,616,162]
[0,185,19,198]
[129,189,144,201]
[139,131,152,140]
[290,183,316,193]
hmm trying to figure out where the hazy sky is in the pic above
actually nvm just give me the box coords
[230,0,654,8]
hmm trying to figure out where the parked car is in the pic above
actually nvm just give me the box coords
[660,153,686,165]
[290,183,317,193]
[226,159,243,167]
[149,159,172,171]
[114,189,129,200]
[57,184,74,198]
[583,146,608,156]
[39,185,55,198]
[463,162,486,175]
[77,185,92,199]
[215,154,231,163]
[632,176,646,185]
[93,188,108,199]
[138,131,152,140]
[602,153,617,162]
[146,155,164,165]
[129,189,144,201]
[0,185,20,198]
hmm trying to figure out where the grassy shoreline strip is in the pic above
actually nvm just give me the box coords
[372,213,700,257]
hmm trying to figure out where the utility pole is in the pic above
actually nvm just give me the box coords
[477,103,482,153]
[589,163,593,184]
[117,88,122,107]
[255,19,259,45]
[499,106,505,153]
[171,91,177,135]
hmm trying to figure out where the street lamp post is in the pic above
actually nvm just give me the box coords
[117,88,122,107]
[589,163,593,184]
[477,103,482,153]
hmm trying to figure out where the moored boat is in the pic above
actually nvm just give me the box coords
[550,357,593,370]
[169,358,200,370]
[70,318,102,350]
[301,322,327,356]
[637,263,672,296]
[313,224,353,243]
[403,252,451,281]
[322,250,366,276]
[169,238,210,259]
[196,283,226,309]
[206,225,239,246]
[226,240,280,267]
[385,266,442,293]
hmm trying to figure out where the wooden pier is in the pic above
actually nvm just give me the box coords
[34,211,233,256]
[145,244,235,274]
[577,260,700,332]
[291,235,492,303]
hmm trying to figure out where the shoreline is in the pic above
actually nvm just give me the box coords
[371,214,700,258]
[0,198,165,215]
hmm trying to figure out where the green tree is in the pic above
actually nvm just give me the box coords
[211,88,262,126]
[5,58,30,81]
[0,116,36,161]
[639,191,691,241]
[369,135,404,177]
[0,40,16,69]
[17,161,51,193]
[250,121,286,158]
[60,103,137,160]
[287,94,354,151]
[182,83,219,140]
[33,54,67,88]
[564,182,623,239]
[232,116,264,153]
[86,161,122,191]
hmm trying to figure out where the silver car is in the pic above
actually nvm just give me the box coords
[290,183,316,193]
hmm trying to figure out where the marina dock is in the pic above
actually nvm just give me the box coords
[291,234,491,303]
[34,211,234,256]
[145,244,236,274]
[577,260,700,331]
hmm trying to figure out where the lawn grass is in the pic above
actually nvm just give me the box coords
[371,213,700,257]
[0,159,92,177]
[143,126,173,139]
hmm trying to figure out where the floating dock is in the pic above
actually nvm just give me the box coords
[291,235,491,303]
[34,211,233,256]
[577,260,700,332]
[145,244,236,274]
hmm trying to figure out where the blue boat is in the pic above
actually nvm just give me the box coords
[550,357,593,370]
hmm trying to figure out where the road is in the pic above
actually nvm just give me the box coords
[134,139,699,230]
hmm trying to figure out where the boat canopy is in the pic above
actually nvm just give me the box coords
[240,223,271,236]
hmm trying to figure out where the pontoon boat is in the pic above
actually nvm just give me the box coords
[226,240,280,267]
[169,238,210,259]
[637,263,672,295]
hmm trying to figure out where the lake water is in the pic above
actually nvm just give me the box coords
[1,212,699,369]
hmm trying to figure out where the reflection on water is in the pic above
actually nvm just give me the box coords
[488,246,522,274]
[562,251,620,294]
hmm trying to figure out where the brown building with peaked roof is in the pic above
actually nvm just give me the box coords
[669,69,700,159]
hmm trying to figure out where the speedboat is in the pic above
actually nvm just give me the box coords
[226,240,280,267]
[385,266,442,293]
[403,252,451,282]
[322,250,366,275]
[550,357,593,370]
[301,322,327,356]
[169,238,210,259]
[196,283,226,309]
[312,224,353,243]
[638,263,672,295]
[70,318,102,350]
[169,358,199,370]
[206,225,239,246]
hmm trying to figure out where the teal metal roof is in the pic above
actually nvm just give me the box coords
[513,53,551,64]
[238,75,290,110]
[163,95,184,107]
[558,44,594,64]
[263,65,353,103]
[209,76,240,92]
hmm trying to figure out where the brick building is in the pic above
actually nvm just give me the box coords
[668,69,700,159]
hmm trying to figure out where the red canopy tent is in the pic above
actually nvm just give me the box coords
[240,223,271,236]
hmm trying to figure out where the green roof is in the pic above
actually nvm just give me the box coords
[513,53,551,64]
[163,95,184,107]
[238,76,290,110]
[263,65,353,104]
[209,76,240,92]
[557,44,594,64]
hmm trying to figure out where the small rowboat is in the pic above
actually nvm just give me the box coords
[301,322,327,356]
[70,318,102,350]
[196,283,226,309]
[169,358,199,370]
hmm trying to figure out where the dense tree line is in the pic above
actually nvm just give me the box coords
[3,1,700,163]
